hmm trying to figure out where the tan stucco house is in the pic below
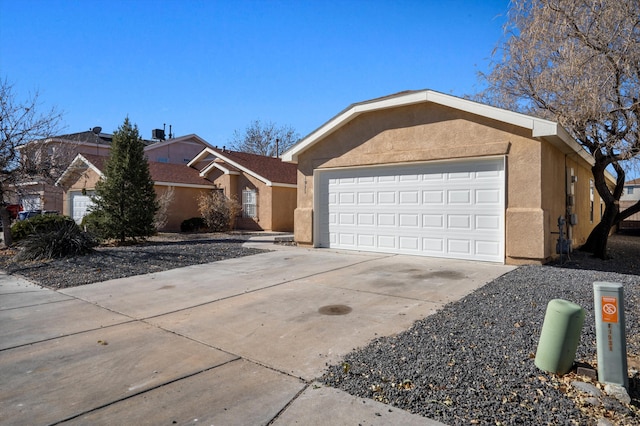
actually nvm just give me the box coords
[188,147,297,232]
[282,90,607,265]
[56,154,218,232]
[16,131,215,215]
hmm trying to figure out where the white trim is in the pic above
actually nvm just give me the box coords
[199,161,240,177]
[281,89,593,166]
[189,147,278,186]
[145,134,214,152]
[55,154,104,187]
[154,181,217,189]
[271,183,297,188]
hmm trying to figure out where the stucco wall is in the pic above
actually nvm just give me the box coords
[155,185,209,232]
[206,168,295,231]
[146,139,208,165]
[294,102,599,264]
[60,166,210,232]
[270,186,296,231]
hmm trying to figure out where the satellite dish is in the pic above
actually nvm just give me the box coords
[92,126,102,135]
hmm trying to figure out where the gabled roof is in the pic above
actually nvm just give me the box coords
[626,178,640,185]
[144,133,214,152]
[188,147,297,187]
[56,153,216,189]
[51,130,114,145]
[281,89,593,166]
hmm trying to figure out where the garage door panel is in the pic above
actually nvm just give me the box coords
[423,214,444,228]
[423,237,444,252]
[399,191,419,204]
[377,235,396,249]
[448,239,471,254]
[399,236,419,250]
[423,190,444,204]
[317,159,504,262]
[448,190,471,204]
[477,240,501,256]
[476,215,500,230]
[70,193,94,223]
[358,192,375,204]
[399,214,419,227]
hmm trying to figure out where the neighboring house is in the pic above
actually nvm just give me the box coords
[14,130,114,213]
[56,153,218,232]
[144,134,214,165]
[282,90,610,265]
[620,178,640,229]
[188,147,297,231]
[15,130,214,215]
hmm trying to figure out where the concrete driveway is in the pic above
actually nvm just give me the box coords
[0,238,514,425]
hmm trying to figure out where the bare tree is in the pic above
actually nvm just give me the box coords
[0,78,63,246]
[480,0,640,259]
[228,120,299,157]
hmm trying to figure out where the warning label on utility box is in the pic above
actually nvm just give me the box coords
[601,296,618,323]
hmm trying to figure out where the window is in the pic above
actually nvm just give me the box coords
[628,187,634,195]
[242,189,257,218]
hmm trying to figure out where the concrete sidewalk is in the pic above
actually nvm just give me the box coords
[0,238,514,425]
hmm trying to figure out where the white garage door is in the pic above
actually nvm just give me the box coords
[316,158,505,262]
[71,192,94,223]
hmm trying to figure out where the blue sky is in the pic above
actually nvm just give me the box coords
[0,0,508,144]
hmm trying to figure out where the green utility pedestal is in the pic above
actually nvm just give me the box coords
[535,299,585,375]
[594,282,628,389]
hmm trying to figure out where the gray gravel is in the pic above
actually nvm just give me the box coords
[2,231,638,423]
[0,236,267,288]
[320,237,640,425]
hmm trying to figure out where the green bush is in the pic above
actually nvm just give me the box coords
[80,210,109,241]
[14,219,97,261]
[180,217,207,232]
[11,214,76,242]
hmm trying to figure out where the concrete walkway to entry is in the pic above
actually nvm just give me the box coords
[0,237,514,425]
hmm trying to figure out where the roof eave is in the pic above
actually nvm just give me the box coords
[55,154,104,187]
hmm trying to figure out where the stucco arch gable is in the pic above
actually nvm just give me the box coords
[282,89,592,167]
[300,102,522,170]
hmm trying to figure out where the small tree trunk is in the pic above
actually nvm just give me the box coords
[1,207,13,247]
[581,201,618,259]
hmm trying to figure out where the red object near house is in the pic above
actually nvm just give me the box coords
[6,204,22,219]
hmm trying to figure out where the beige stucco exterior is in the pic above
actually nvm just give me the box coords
[60,168,211,232]
[289,100,602,265]
[154,185,212,232]
[145,135,212,165]
[203,168,295,232]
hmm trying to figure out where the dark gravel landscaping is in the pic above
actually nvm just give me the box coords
[0,234,267,288]
[320,233,640,425]
[1,231,638,424]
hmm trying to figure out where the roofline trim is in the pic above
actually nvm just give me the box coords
[154,182,217,189]
[55,154,104,187]
[200,161,241,177]
[271,182,297,188]
[190,147,273,186]
[281,89,592,166]
[145,134,214,151]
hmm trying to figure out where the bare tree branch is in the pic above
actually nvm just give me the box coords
[478,0,640,258]
[0,78,64,245]
[228,120,300,157]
